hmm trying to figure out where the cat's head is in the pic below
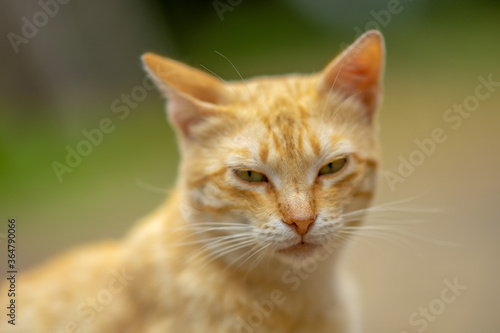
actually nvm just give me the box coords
[143,31,384,265]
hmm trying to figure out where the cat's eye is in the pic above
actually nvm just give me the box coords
[318,157,348,177]
[234,170,268,183]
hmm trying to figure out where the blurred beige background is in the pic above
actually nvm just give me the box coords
[1,1,499,332]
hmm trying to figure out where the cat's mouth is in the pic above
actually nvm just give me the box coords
[277,242,318,255]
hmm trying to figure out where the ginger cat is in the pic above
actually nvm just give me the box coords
[1,30,385,333]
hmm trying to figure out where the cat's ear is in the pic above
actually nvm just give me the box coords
[142,53,226,138]
[318,30,385,118]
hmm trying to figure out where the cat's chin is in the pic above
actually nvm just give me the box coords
[276,242,319,260]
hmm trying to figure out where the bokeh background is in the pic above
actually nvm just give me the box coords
[1,0,499,332]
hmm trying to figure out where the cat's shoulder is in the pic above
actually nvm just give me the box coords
[2,241,121,296]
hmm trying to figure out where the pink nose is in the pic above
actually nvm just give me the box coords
[283,217,315,236]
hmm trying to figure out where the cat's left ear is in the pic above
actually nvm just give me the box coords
[318,30,385,119]
[142,53,227,139]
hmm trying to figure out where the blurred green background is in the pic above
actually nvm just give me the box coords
[1,0,499,332]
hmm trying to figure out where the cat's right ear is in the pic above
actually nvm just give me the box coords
[142,53,226,139]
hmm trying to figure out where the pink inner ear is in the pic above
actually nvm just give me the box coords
[167,92,197,137]
[319,31,385,116]
[166,90,218,139]
[142,53,227,139]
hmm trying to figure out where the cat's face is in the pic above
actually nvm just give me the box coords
[143,31,384,264]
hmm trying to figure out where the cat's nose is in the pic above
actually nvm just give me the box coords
[283,216,315,236]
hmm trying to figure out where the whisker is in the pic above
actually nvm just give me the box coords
[224,243,260,272]
[187,236,255,263]
[214,51,260,116]
[339,200,442,237]
[343,225,461,247]
[321,59,346,122]
[173,226,253,237]
[135,178,169,194]
[331,91,362,123]
[179,222,252,228]
[195,240,256,270]
[341,231,398,256]
[199,64,249,127]
[235,243,270,271]
[342,205,433,220]
[245,244,272,277]
[342,216,425,226]
[171,227,253,245]
[339,229,421,256]
[333,232,386,255]
[169,232,255,247]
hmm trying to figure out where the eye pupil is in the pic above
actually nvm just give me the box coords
[318,157,347,177]
[235,170,268,183]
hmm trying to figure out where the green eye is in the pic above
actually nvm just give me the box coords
[234,170,268,183]
[318,157,347,177]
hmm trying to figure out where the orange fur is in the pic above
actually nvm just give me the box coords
[1,31,385,333]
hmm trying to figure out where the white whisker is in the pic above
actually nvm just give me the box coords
[224,243,260,272]
[342,225,461,247]
[331,91,362,123]
[135,178,169,194]
[245,244,272,277]
[170,232,255,247]
[187,236,255,263]
[214,51,260,116]
[186,222,252,226]
[195,240,256,270]
[199,64,249,127]
[321,59,345,122]
[173,226,253,238]
[235,243,270,271]
[339,229,421,256]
